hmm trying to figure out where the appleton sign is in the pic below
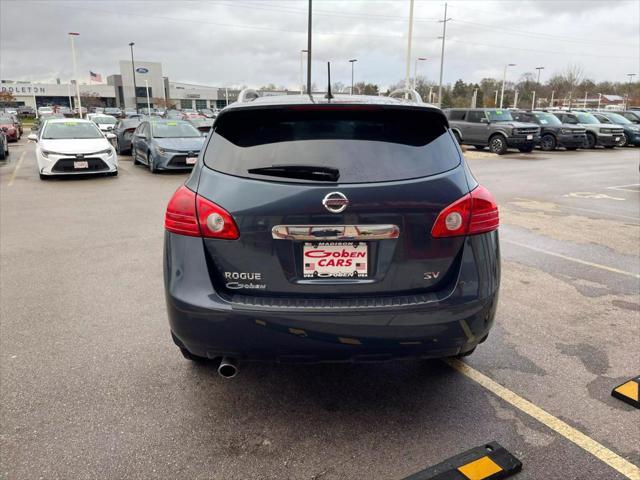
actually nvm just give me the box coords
[0,83,116,97]
[1,84,46,94]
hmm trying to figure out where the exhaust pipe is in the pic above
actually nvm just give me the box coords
[218,357,238,378]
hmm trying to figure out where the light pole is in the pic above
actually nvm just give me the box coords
[583,91,588,109]
[626,73,636,109]
[597,92,602,110]
[533,66,544,111]
[68,32,82,118]
[437,2,451,107]
[306,0,312,95]
[299,49,308,94]
[145,80,151,114]
[129,42,138,113]
[550,90,555,108]
[413,57,426,89]
[349,59,358,94]
[404,0,415,93]
[494,90,498,107]
[499,63,516,108]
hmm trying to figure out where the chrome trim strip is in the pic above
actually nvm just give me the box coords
[271,225,400,241]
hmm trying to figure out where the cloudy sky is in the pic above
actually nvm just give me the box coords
[1,0,638,90]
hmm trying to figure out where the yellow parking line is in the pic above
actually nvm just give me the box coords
[7,151,26,187]
[504,239,640,279]
[446,359,640,480]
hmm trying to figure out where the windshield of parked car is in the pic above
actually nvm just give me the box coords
[42,121,103,139]
[151,121,201,138]
[205,107,460,183]
[486,110,513,121]
[92,116,117,125]
[533,112,562,126]
[575,113,600,124]
[602,113,632,124]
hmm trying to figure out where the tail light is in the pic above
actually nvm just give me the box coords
[431,185,499,238]
[165,186,239,239]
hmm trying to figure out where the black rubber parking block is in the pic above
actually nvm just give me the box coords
[401,441,522,480]
[611,376,640,409]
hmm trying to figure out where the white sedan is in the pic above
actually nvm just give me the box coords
[28,118,118,179]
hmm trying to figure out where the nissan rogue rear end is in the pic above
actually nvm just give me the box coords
[163,94,500,372]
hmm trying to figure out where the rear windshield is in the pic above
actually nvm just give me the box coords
[203,107,459,183]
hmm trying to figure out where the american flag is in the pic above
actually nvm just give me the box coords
[304,263,315,270]
[89,71,102,82]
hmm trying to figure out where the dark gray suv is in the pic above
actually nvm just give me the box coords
[163,93,501,376]
[445,108,540,154]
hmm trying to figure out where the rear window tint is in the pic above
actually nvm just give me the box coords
[203,107,460,183]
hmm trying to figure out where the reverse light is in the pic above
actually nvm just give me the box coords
[431,185,499,238]
[165,186,239,239]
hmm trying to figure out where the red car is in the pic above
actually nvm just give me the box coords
[0,116,19,142]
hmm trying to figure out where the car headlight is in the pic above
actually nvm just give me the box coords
[95,148,115,156]
[599,128,612,134]
[560,128,576,134]
[41,150,66,158]
[156,147,167,156]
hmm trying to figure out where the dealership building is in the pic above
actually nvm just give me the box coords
[1,61,238,110]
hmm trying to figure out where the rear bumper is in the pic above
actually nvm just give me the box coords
[164,231,501,362]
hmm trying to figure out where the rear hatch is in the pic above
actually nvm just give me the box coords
[197,104,471,299]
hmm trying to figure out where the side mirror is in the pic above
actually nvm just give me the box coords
[27,133,38,142]
[105,133,116,139]
[480,117,489,124]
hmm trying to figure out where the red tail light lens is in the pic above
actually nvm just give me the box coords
[165,186,200,236]
[196,194,240,239]
[431,185,499,238]
[165,186,240,239]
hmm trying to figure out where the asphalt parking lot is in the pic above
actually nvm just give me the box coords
[1,140,639,479]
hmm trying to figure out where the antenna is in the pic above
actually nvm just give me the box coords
[326,62,333,100]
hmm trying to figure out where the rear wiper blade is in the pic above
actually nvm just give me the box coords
[248,164,340,182]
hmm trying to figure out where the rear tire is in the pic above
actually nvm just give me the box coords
[488,135,508,155]
[455,346,477,358]
[539,134,557,151]
[584,132,597,149]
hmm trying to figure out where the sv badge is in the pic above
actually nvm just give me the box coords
[424,272,441,280]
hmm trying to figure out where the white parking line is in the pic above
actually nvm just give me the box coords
[446,359,640,480]
[607,184,640,193]
[503,239,640,279]
[7,151,26,187]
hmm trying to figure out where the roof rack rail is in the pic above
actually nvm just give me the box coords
[389,88,423,103]
[237,88,260,103]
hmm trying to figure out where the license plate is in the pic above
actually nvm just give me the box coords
[526,134,533,140]
[186,156,197,165]
[614,137,620,141]
[73,161,88,169]
[303,242,368,278]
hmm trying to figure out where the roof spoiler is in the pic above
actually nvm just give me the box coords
[237,88,260,103]
[389,88,423,103]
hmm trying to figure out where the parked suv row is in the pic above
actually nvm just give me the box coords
[511,111,586,151]
[445,108,541,154]
[552,111,623,149]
